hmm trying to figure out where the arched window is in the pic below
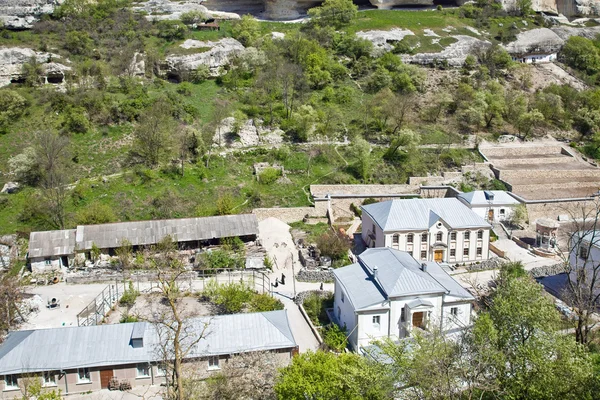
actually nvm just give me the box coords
[407,234,414,244]
[477,230,483,239]
[392,234,400,248]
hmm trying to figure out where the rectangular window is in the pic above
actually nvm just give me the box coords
[136,364,150,378]
[421,233,427,242]
[450,232,456,241]
[77,368,90,383]
[477,231,483,239]
[421,250,427,260]
[4,374,18,390]
[44,259,51,266]
[464,232,470,241]
[341,292,344,303]
[372,315,380,329]
[500,209,505,215]
[407,234,413,243]
[580,246,589,260]
[43,372,56,387]
[436,232,443,241]
[450,249,456,257]
[156,364,167,377]
[451,307,458,316]
[463,248,469,257]
[208,356,220,371]
[392,235,399,244]
[477,247,483,256]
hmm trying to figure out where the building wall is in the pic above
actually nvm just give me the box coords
[334,277,360,350]
[511,53,556,64]
[361,214,385,248]
[467,204,516,223]
[29,257,67,274]
[355,306,390,349]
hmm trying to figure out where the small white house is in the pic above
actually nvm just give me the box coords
[333,248,474,351]
[456,190,521,224]
[504,28,563,64]
[361,198,491,264]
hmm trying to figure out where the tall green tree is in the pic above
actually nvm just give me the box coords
[307,0,358,30]
[131,100,176,168]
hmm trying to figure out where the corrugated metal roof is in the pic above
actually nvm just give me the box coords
[362,198,491,232]
[457,190,520,206]
[28,214,259,257]
[333,248,473,311]
[28,229,77,259]
[406,298,434,309]
[0,310,295,375]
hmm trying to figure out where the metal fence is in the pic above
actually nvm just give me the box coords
[77,282,123,327]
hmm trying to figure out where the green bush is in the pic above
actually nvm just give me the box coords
[220,236,245,252]
[322,323,348,352]
[75,202,116,225]
[120,314,139,323]
[249,293,285,312]
[259,167,282,185]
[316,230,351,261]
[199,249,244,270]
[204,281,255,314]
[303,293,333,326]
[119,281,139,307]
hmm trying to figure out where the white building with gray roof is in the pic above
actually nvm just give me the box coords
[0,310,296,397]
[457,190,521,223]
[361,198,492,264]
[333,248,474,350]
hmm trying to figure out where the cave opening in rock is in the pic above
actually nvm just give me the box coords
[432,0,457,6]
[10,77,26,84]
[47,75,64,84]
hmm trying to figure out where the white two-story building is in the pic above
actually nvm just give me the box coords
[361,198,491,264]
[569,230,600,295]
[333,247,474,350]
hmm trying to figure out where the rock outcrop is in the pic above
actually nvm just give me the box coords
[0,47,70,87]
[369,0,432,9]
[163,38,244,79]
[503,28,564,56]
[401,35,491,67]
[132,0,240,21]
[551,25,600,40]
[214,118,284,148]
[0,0,62,29]
[356,28,414,54]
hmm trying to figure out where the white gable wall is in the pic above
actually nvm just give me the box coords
[333,277,360,349]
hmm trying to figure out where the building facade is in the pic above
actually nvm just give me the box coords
[457,190,521,224]
[333,248,474,350]
[0,311,296,398]
[361,198,492,264]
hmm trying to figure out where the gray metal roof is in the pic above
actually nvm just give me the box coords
[0,310,295,375]
[28,214,259,257]
[362,198,491,232]
[333,248,473,311]
[28,229,76,259]
[457,190,520,206]
[76,214,258,251]
[406,298,434,309]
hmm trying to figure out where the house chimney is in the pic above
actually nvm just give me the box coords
[373,266,378,279]
[421,263,428,272]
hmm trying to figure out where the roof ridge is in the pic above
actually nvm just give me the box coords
[260,310,296,346]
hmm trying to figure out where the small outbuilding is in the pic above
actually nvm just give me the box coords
[504,28,564,64]
[456,190,521,223]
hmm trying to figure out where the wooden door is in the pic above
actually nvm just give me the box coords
[434,250,443,262]
[488,209,494,222]
[100,369,114,389]
[412,312,424,329]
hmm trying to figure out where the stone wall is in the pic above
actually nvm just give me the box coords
[526,200,598,223]
[311,184,415,197]
[294,289,333,305]
[297,268,334,282]
[252,206,324,223]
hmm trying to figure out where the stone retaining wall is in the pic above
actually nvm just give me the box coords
[311,184,414,197]
[294,289,333,305]
[252,206,325,223]
[529,263,566,278]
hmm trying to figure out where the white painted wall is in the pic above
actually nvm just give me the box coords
[511,53,556,64]
[334,277,361,350]
[465,204,515,223]
[30,257,67,274]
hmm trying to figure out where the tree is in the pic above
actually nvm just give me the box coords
[509,203,528,229]
[231,14,261,47]
[275,351,396,400]
[0,274,25,338]
[21,57,44,87]
[307,0,358,30]
[0,89,27,134]
[561,36,600,75]
[146,236,209,400]
[201,352,282,400]
[131,100,176,168]
[347,137,372,181]
[517,109,544,139]
[316,230,351,262]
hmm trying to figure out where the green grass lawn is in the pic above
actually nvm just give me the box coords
[349,9,471,33]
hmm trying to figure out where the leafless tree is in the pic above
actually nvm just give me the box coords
[200,351,283,400]
[0,274,25,339]
[145,236,209,400]
[556,199,600,345]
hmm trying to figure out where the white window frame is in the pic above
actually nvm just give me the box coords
[436,232,443,242]
[450,307,458,316]
[44,259,51,266]
[420,250,427,260]
[450,248,456,257]
[407,234,413,244]
[477,247,483,257]
[392,234,399,245]
[156,364,167,377]
[207,356,220,371]
[421,233,427,242]
[464,231,470,241]
[477,230,483,240]
[372,315,381,329]
[463,248,469,257]
[77,368,91,384]
[579,246,589,260]
[4,374,18,390]
[136,363,150,378]
[43,371,57,387]
[450,232,456,241]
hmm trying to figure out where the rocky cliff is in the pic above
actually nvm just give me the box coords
[0,47,70,86]
[0,0,62,29]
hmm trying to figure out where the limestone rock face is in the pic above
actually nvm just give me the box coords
[401,35,491,67]
[551,25,600,40]
[164,38,244,79]
[356,28,414,55]
[0,47,70,87]
[0,0,62,29]
[132,0,240,21]
[369,0,431,9]
[214,118,283,148]
[503,28,564,56]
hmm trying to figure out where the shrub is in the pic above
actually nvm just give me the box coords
[191,65,211,83]
[119,281,139,307]
[303,293,333,325]
[199,249,244,270]
[316,230,351,261]
[362,198,378,206]
[322,323,348,352]
[176,82,193,96]
[75,202,116,225]
[204,281,254,314]
[120,314,139,323]
[249,293,284,312]
[220,236,245,252]
[180,10,207,25]
[259,167,282,185]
